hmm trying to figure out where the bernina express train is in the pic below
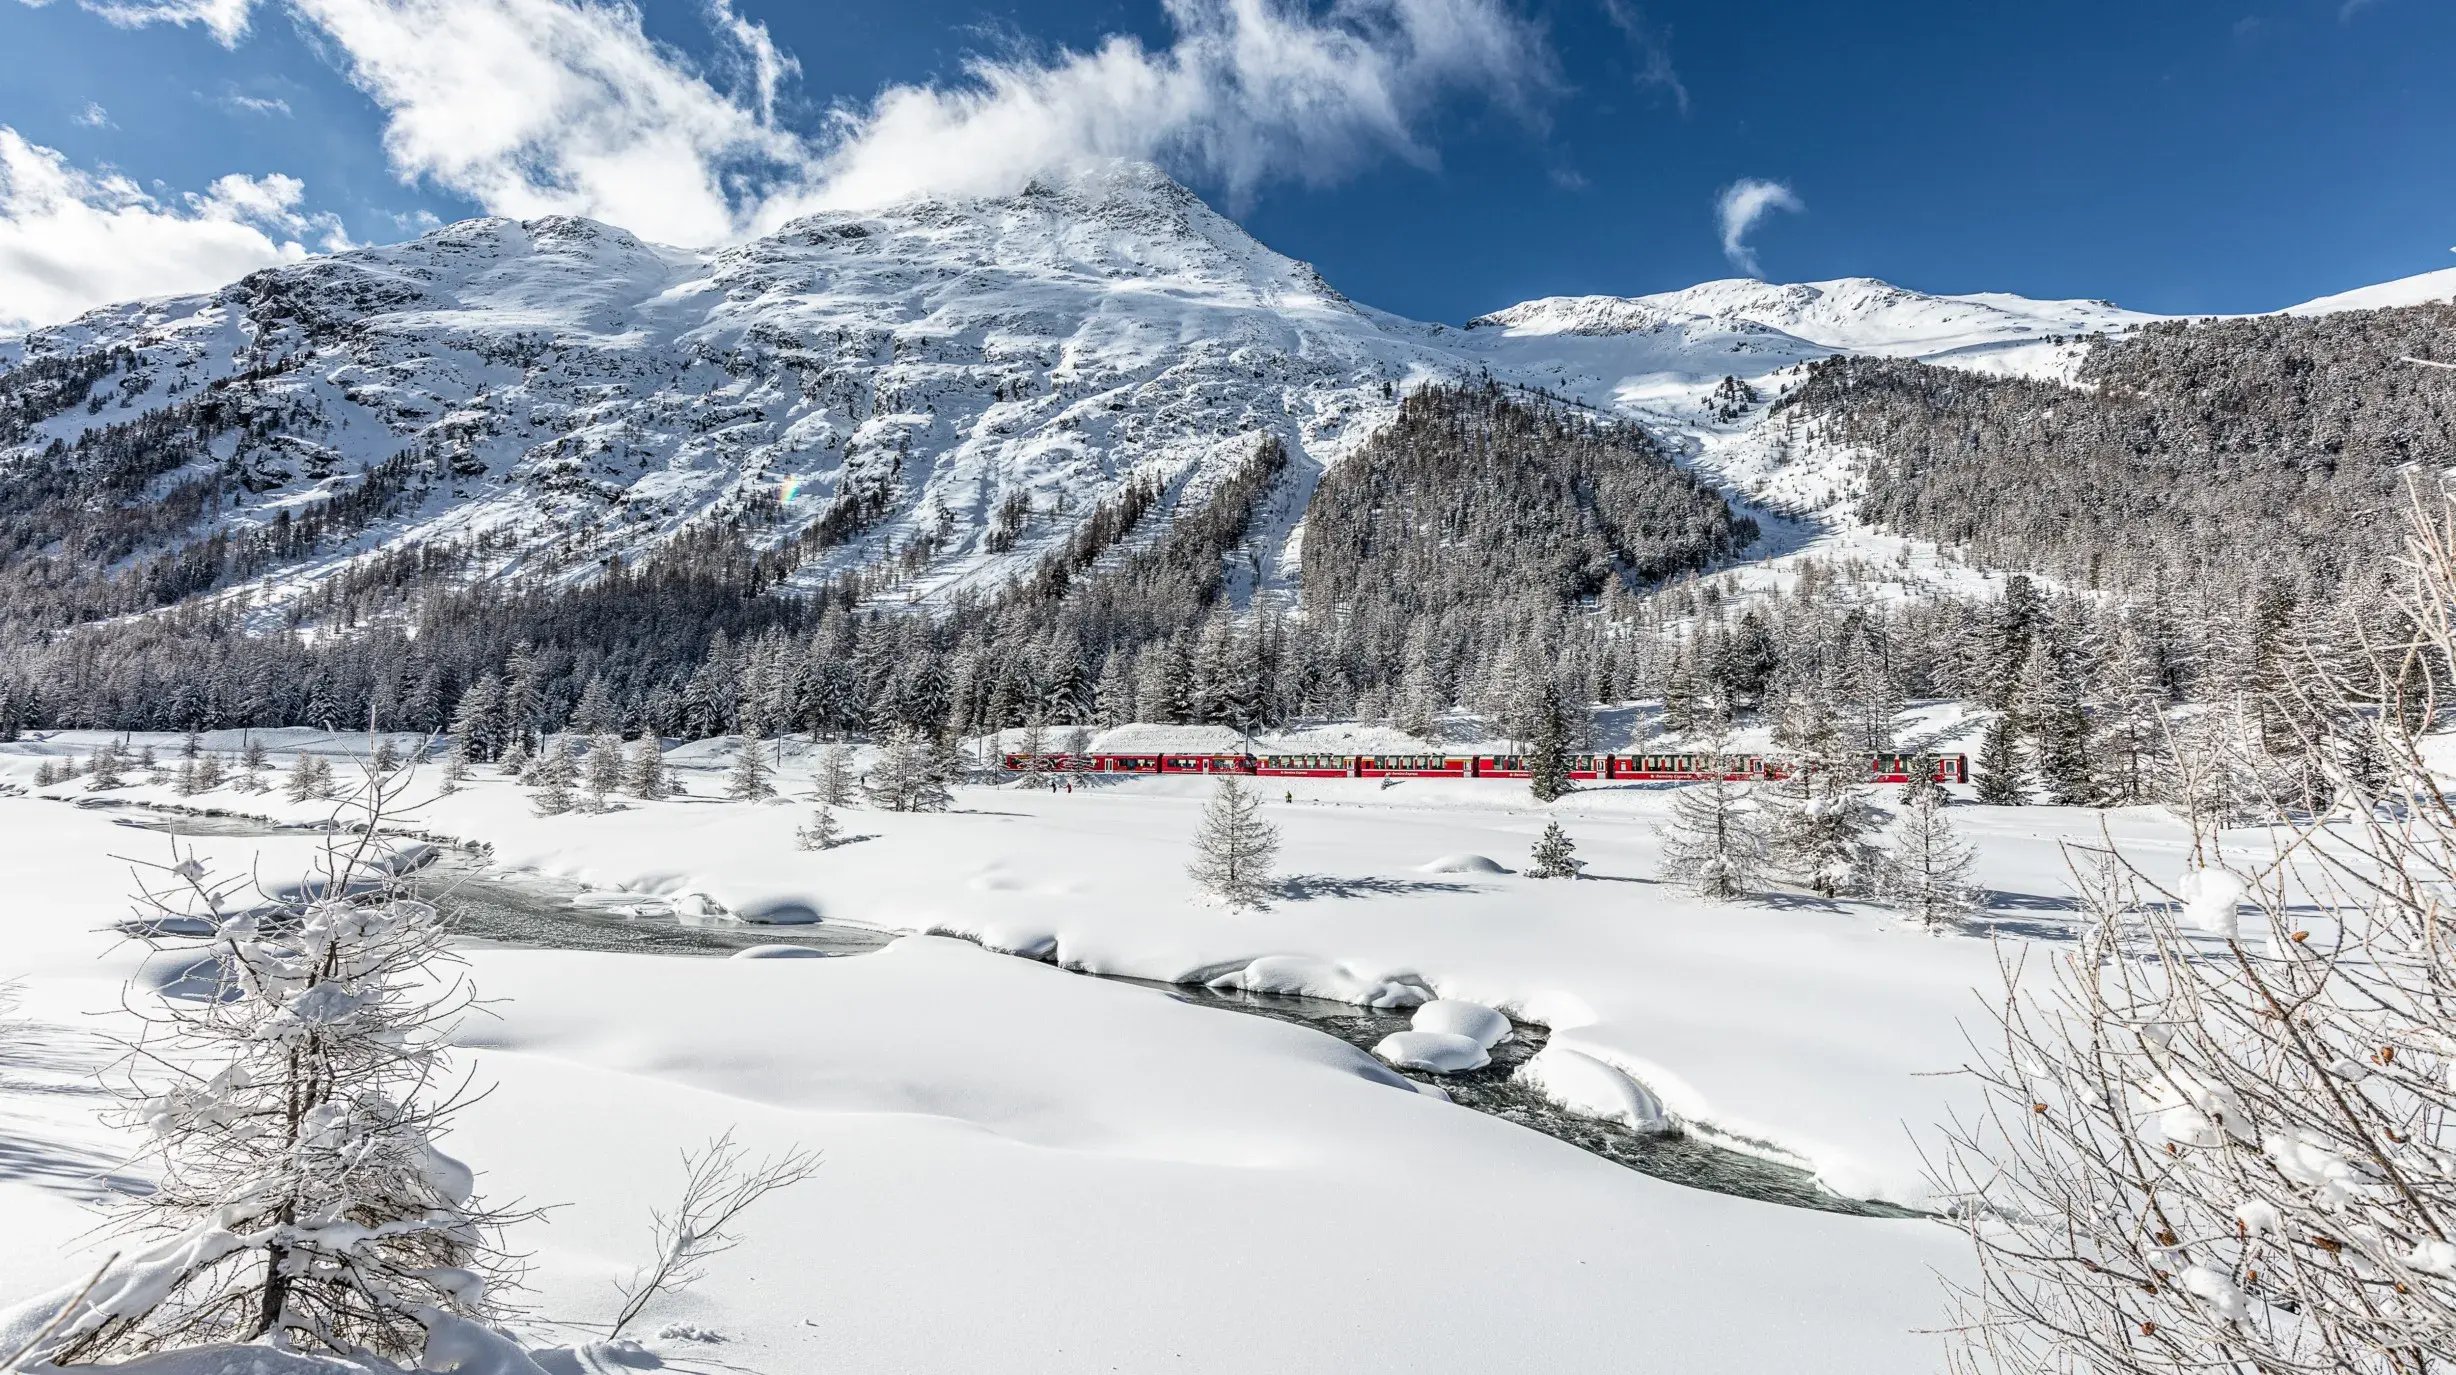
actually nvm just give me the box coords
[999,751,1968,784]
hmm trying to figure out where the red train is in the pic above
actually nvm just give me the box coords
[1000,751,1968,784]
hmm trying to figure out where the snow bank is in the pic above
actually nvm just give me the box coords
[1411,999,1513,1048]
[1516,1045,1672,1134]
[1372,1030,1490,1074]
[1206,956,1431,1009]
[729,944,833,959]
[1420,854,1510,875]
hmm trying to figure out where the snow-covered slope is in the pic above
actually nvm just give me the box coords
[1470,275,2152,357]
[0,162,1451,616]
[2284,264,2456,316]
[9,161,2434,625]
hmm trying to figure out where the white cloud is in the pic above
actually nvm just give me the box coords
[283,0,811,245]
[50,0,1557,246]
[0,127,346,331]
[74,101,114,128]
[1715,177,1801,278]
[798,0,1558,217]
[224,92,294,117]
[79,0,255,45]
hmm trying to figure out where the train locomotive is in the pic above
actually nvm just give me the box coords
[999,750,1969,784]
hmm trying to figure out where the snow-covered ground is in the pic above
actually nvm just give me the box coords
[0,721,2304,1373]
[0,770,1994,1372]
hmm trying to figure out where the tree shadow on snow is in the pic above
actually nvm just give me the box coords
[0,1131,150,1203]
[1278,874,1480,902]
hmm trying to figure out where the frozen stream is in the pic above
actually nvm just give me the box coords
[98,804,1911,1218]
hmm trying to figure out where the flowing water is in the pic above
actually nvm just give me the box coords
[98,803,1913,1218]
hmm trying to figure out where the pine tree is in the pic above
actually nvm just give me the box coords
[1189,775,1279,909]
[1657,769,1764,901]
[172,755,204,797]
[1527,692,1573,803]
[797,800,843,851]
[194,753,225,791]
[495,737,531,781]
[1528,820,1580,878]
[1974,712,2027,805]
[47,779,520,1364]
[727,728,775,801]
[1880,785,1982,931]
[628,735,670,800]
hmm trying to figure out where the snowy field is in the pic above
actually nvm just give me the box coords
[0,728,2285,1371]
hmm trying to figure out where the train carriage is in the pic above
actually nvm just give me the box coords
[1009,748,1969,786]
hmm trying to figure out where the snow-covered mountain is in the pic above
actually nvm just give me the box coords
[1468,276,2151,357]
[1,159,2433,626]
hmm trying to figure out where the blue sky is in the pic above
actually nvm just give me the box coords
[1,0,2449,330]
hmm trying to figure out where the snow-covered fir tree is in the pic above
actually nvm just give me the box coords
[1526,693,1572,803]
[1527,821,1579,879]
[1189,775,1279,909]
[88,739,124,791]
[797,800,843,851]
[1974,711,2027,805]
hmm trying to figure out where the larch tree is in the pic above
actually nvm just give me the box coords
[1938,491,2456,1375]
[1878,778,1981,931]
[33,769,526,1367]
[813,741,857,808]
[727,728,774,802]
[1189,775,1279,909]
[628,735,669,801]
[1656,764,1765,901]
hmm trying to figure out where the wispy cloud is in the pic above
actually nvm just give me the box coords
[79,0,254,45]
[223,92,294,117]
[73,101,114,128]
[1715,177,1801,278]
[2339,0,2385,20]
[0,127,348,329]
[1599,0,1687,116]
